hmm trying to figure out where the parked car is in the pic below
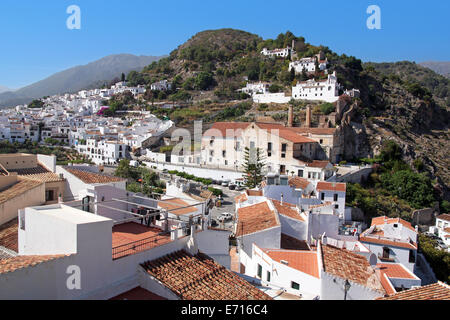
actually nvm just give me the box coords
[229,184,236,190]
[221,180,230,187]
[218,212,233,223]
[211,219,218,227]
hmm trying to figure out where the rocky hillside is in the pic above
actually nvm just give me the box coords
[128,29,450,199]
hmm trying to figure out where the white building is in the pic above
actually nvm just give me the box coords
[292,71,342,103]
[359,217,418,273]
[150,80,172,91]
[239,82,270,95]
[289,56,328,74]
[261,47,293,58]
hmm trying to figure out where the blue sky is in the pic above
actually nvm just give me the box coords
[0,0,449,89]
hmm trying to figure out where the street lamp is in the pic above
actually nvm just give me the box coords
[344,280,351,300]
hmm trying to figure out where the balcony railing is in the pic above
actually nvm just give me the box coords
[378,254,396,262]
[112,232,169,260]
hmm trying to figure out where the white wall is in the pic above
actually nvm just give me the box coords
[320,271,383,300]
[253,93,291,104]
[278,214,308,241]
[361,242,416,272]
[144,161,244,181]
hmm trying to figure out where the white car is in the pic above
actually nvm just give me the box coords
[218,213,233,222]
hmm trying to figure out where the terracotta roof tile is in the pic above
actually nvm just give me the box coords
[235,193,248,204]
[0,254,70,274]
[21,172,64,183]
[377,282,450,300]
[140,250,272,300]
[246,189,263,197]
[376,263,417,280]
[0,219,18,252]
[158,198,198,216]
[236,201,279,237]
[271,199,304,222]
[316,182,346,192]
[65,167,126,184]
[261,248,319,278]
[321,244,385,293]
[204,122,250,138]
[371,216,416,233]
[359,236,417,250]
[288,176,311,190]
[291,127,336,135]
[0,179,43,205]
[437,214,450,222]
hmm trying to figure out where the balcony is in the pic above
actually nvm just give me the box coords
[378,254,396,263]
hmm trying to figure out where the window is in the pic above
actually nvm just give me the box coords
[408,249,416,263]
[291,281,300,290]
[257,264,262,278]
[45,190,55,202]
[222,150,226,157]
[393,224,398,228]
[321,193,325,201]
[267,271,271,282]
[334,194,338,202]
[282,144,287,152]
[268,142,272,151]
[335,204,339,209]
[382,247,390,259]
[298,170,304,177]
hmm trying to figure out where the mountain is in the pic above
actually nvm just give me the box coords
[420,61,450,78]
[0,86,11,94]
[0,54,164,108]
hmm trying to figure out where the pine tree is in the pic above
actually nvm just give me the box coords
[243,147,266,188]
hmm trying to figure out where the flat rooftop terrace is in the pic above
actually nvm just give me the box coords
[112,222,173,260]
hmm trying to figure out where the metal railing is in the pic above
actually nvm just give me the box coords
[112,232,170,260]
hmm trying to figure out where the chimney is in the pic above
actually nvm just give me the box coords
[281,193,284,206]
[305,106,312,128]
[287,106,294,127]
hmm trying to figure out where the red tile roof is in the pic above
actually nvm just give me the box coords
[140,250,272,300]
[437,214,450,222]
[236,201,279,237]
[0,179,43,205]
[376,263,417,280]
[371,216,416,233]
[112,223,172,259]
[65,167,126,184]
[262,248,319,278]
[246,189,263,197]
[291,127,336,135]
[321,244,385,293]
[309,160,331,169]
[359,236,417,250]
[0,255,70,274]
[271,199,304,222]
[376,282,450,300]
[158,198,198,215]
[110,287,167,300]
[288,176,311,190]
[205,122,250,137]
[316,182,346,192]
[234,193,248,204]
[378,272,396,296]
[0,219,18,252]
